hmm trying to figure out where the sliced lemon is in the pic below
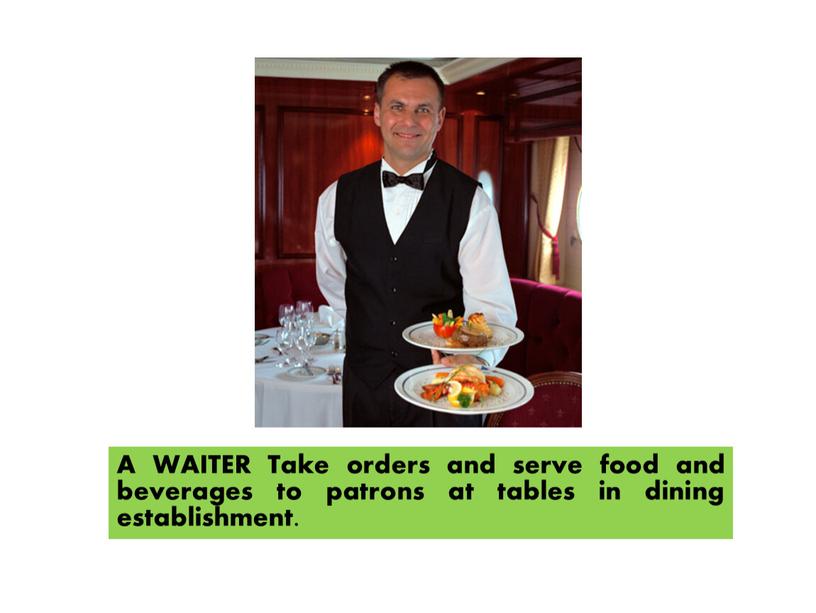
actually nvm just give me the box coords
[446,380,463,406]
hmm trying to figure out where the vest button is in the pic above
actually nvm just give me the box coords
[391,351,398,358]
[391,256,398,263]
[390,320,396,326]
[391,287,397,293]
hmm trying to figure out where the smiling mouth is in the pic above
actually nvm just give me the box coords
[395,132,421,139]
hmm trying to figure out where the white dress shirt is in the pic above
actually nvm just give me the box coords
[315,152,517,368]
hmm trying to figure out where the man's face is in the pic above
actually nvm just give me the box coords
[374,75,445,172]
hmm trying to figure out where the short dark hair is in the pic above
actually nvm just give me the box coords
[375,61,445,107]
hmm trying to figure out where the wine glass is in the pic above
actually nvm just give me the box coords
[278,304,294,327]
[296,323,318,366]
[275,324,295,368]
[295,300,314,325]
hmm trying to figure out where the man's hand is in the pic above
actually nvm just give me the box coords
[431,349,486,367]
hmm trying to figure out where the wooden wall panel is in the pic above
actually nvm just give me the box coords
[474,116,503,209]
[498,142,530,278]
[435,115,460,169]
[460,111,476,180]
[255,106,264,259]
[256,77,380,263]
[278,108,380,258]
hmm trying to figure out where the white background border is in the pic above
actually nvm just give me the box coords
[2,2,814,611]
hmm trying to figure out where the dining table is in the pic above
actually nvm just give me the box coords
[255,327,345,427]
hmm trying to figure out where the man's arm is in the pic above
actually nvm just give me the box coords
[314,181,347,318]
[440,187,517,369]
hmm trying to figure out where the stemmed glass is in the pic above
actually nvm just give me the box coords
[274,323,295,368]
[278,304,294,327]
[295,300,314,325]
[295,321,318,367]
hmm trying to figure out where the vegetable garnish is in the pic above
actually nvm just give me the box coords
[431,310,463,338]
[420,365,505,408]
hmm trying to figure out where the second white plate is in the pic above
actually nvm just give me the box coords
[402,321,524,354]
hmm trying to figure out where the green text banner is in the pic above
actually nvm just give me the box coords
[109,447,732,538]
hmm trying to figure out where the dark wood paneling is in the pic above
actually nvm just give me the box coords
[507,90,582,141]
[257,77,381,263]
[447,58,579,98]
[448,58,580,101]
[261,93,279,262]
[256,76,376,110]
[255,106,264,259]
[278,107,381,258]
[435,114,460,169]
[448,58,582,142]
[498,142,530,278]
[508,100,581,132]
[474,115,503,209]
[460,111,476,179]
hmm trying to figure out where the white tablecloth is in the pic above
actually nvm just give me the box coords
[255,328,344,427]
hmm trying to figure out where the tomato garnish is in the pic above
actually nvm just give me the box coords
[431,310,463,338]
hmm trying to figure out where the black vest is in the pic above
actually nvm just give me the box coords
[335,158,478,388]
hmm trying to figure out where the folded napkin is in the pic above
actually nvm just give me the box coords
[318,305,343,328]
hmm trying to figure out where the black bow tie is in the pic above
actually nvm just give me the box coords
[382,171,424,190]
[381,151,438,190]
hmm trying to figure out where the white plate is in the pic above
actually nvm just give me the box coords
[402,321,524,354]
[286,366,327,380]
[393,365,534,415]
[313,331,332,346]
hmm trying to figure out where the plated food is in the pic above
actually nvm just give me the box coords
[420,364,505,408]
[394,365,534,415]
[445,312,493,348]
[403,313,524,354]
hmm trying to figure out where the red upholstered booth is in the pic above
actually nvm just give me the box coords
[255,261,328,330]
[255,264,582,379]
[502,279,581,377]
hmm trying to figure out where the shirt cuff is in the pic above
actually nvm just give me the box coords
[475,349,500,369]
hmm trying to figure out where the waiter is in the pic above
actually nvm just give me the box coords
[315,60,516,427]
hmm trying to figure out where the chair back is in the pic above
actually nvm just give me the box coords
[486,371,581,427]
[502,279,582,376]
